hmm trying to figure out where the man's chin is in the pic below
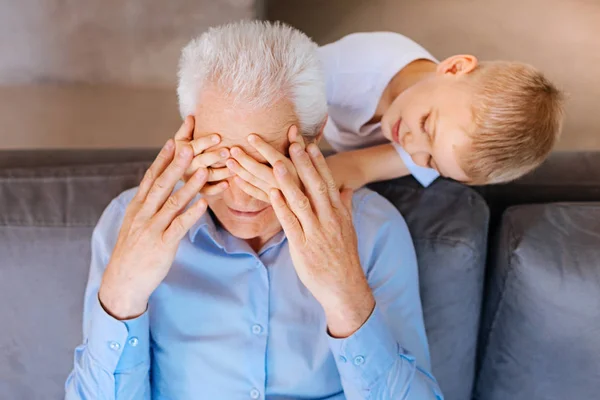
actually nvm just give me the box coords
[210,208,282,241]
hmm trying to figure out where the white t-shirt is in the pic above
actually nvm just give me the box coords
[318,32,440,187]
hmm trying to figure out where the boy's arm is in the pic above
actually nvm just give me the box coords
[327,143,440,189]
[327,143,410,190]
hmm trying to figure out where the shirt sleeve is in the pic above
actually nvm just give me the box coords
[65,194,151,400]
[328,191,444,399]
[393,143,440,187]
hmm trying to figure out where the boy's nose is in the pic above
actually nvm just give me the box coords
[402,131,431,154]
[410,152,432,168]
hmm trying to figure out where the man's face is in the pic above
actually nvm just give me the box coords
[380,72,474,182]
[194,88,298,243]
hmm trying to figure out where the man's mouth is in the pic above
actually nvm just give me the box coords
[391,119,402,144]
[227,207,269,218]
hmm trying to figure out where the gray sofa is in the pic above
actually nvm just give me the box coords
[1,150,599,400]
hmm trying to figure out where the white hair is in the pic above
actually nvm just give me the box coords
[177,20,327,137]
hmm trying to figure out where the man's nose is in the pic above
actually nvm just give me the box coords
[227,177,264,205]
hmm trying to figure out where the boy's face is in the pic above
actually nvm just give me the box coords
[380,56,477,183]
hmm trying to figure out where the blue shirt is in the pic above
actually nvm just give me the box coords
[65,187,443,399]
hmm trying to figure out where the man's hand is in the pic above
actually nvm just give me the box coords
[98,118,225,320]
[225,125,304,202]
[269,142,375,338]
[176,117,232,195]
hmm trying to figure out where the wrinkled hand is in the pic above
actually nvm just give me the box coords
[98,119,226,320]
[176,116,232,195]
[269,142,375,338]
[225,125,304,202]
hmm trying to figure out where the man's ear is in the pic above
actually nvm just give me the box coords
[436,55,478,76]
[313,114,328,144]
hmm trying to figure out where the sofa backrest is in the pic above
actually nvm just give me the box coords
[0,162,146,399]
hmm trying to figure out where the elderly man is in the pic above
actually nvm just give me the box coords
[65,21,442,399]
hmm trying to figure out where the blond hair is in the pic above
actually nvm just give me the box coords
[462,61,565,184]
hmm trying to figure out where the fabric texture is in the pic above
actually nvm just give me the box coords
[369,177,489,400]
[65,186,442,399]
[0,162,147,399]
[475,203,600,400]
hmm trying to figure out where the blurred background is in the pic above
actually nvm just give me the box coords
[0,0,597,150]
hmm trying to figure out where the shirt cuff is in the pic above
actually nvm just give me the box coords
[328,305,399,389]
[87,296,150,373]
[393,143,440,187]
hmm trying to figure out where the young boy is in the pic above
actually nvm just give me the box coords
[320,32,565,188]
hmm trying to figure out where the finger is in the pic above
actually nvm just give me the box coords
[163,197,208,245]
[233,176,269,202]
[287,125,306,149]
[273,160,318,230]
[135,139,175,202]
[174,116,194,141]
[289,142,332,219]
[141,145,193,216]
[188,148,229,171]
[226,158,271,193]
[269,188,304,242]
[307,143,341,206]
[152,166,208,230]
[189,134,221,156]
[247,134,288,167]
[207,167,233,182]
[230,146,277,187]
[200,181,229,196]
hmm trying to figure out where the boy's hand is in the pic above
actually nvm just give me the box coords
[225,125,305,202]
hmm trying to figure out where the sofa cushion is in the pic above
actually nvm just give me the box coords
[476,203,600,400]
[370,178,489,400]
[0,162,147,399]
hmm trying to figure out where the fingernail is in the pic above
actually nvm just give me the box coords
[226,159,236,169]
[247,135,256,143]
[290,142,303,155]
[220,149,229,158]
[308,144,320,156]
[275,162,287,176]
[230,147,240,157]
[211,135,220,143]
[164,139,173,150]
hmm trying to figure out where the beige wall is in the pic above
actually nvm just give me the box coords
[0,0,597,150]
[0,0,258,149]
[269,0,600,151]
[0,0,257,86]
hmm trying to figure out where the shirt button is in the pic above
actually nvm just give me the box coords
[339,356,347,363]
[251,324,263,335]
[353,355,365,366]
[109,341,121,351]
[250,388,260,399]
[128,337,139,347]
